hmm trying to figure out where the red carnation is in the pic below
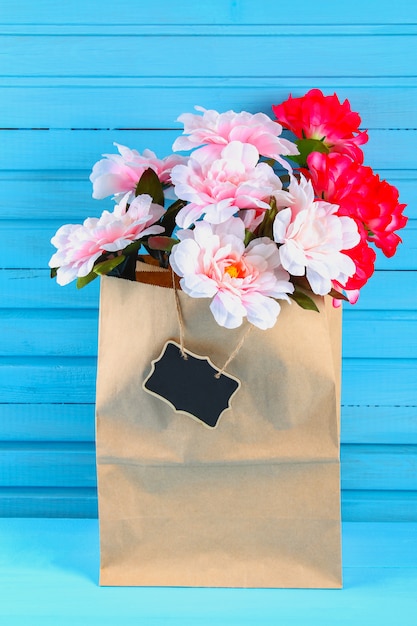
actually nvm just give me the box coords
[272,89,368,163]
[307,152,407,258]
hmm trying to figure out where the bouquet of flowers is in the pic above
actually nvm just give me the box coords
[49,89,407,331]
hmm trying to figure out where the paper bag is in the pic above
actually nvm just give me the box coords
[95,268,342,588]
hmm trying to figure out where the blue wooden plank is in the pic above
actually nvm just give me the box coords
[1,403,416,446]
[342,359,417,406]
[0,441,416,491]
[4,25,417,36]
[1,489,416,521]
[0,442,96,488]
[343,311,417,358]
[0,130,179,171]
[342,491,417,522]
[2,33,417,79]
[0,269,100,308]
[3,0,417,24]
[2,84,417,129]
[1,309,416,359]
[1,130,415,171]
[1,311,417,407]
[2,170,415,221]
[1,269,416,310]
[0,356,416,405]
[0,357,98,403]
[354,271,417,310]
[0,487,97,517]
[0,309,99,356]
[341,406,417,445]
[2,219,415,270]
[0,404,95,442]
[341,445,417,491]
[0,173,110,220]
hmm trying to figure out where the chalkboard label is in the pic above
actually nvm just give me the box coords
[142,341,241,428]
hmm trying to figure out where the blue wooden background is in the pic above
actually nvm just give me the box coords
[1,0,416,520]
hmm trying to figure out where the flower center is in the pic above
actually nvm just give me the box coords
[224,260,247,279]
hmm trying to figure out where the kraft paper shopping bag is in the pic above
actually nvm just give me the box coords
[95,266,342,588]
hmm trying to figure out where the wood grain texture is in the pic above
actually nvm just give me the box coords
[6,221,415,270]
[2,129,417,170]
[1,269,417,310]
[1,404,415,446]
[0,441,416,490]
[1,84,417,129]
[1,2,416,520]
[0,356,416,405]
[2,170,415,220]
[2,309,416,358]
[2,33,417,79]
[3,0,417,24]
[0,489,416,522]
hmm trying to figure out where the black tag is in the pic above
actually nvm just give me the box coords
[143,341,241,428]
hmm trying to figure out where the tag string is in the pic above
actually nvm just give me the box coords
[214,324,252,379]
[171,270,252,377]
[171,269,187,360]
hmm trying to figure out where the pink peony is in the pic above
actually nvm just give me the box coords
[89,143,187,199]
[172,106,298,170]
[49,194,164,285]
[169,218,293,330]
[171,141,289,229]
[272,89,368,162]
[273,176,360,295]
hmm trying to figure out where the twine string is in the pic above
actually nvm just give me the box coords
[214,324,253,379]
[171,270,252,376]
[171,269,187,359]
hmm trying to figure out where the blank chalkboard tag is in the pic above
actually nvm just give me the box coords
[142,340,241,428]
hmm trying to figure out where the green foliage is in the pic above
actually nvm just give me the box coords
[76,271,99,289]
[290,138,329,168]
[76,255,126,289]
[289,288,320,312]
[160,199,187,236]
[257,197,279,239]
[135,168,165,207]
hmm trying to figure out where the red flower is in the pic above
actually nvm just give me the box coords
[335,229,376,291]
[272,89,368,162]
[307,152,407,258]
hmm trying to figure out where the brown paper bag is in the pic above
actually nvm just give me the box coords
[95,267,342,588]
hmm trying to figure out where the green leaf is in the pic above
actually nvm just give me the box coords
[160,199,187,236]
[135,168,165,207]
[289,288,320,312]
[244,229,256,246]
[93,255,126,276]
[50,267,58,279]
[76,271,99,289]
[121,240,142,257]
[290,138,329,168]
[257,197,279,239]
[147,235,178,252]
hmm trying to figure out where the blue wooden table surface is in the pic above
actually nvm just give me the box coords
[0,519,415,625]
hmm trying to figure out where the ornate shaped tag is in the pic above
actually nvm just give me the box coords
[142,340,241,428]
